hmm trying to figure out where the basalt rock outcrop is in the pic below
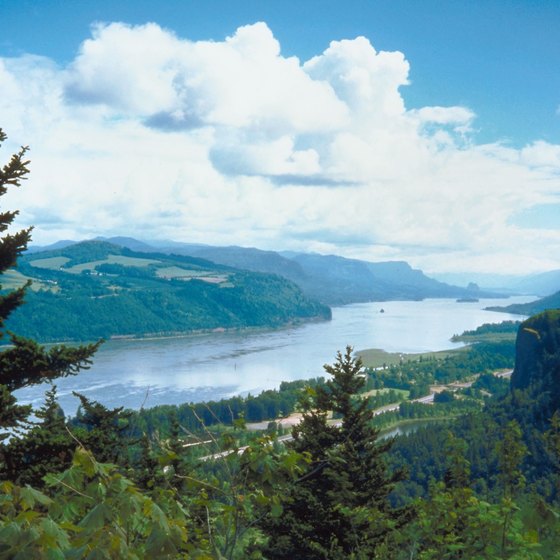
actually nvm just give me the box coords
[511,310,560,411]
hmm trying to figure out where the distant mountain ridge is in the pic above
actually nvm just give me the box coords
[286,253,474,304]
[32,236,499,305]
[25,240,78,253]
[513,269,560,297]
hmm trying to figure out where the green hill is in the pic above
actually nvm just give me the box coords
[5,241,331,342]
[486,290,560,316]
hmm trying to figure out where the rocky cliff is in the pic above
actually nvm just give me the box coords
[511,310,560,409]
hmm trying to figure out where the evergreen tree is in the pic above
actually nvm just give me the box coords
[443,432,471,489]
[263,346,410,559]
[0,127,100,476]
[496,419,527,499]
[167,410,185,476]
[545,410,560,500]
[403,482,544,560]
[3,385,75,486]
[72,392,132,466]
[495,419,528,557]
[136,432,160,490]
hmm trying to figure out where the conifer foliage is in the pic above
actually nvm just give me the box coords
[263,346,409,559]
[0,128,100,469]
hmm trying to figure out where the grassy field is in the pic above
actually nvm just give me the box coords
[28,253,232,284]
[364,387,410,399]
[1,269,57,292]
[29,254,163,274]
[65,255,162,273]
[156,266,203,279]
[28,255,229,282]
[1,269,31,289]
[28,256,70,269]
[356,347,466,368]
[451,332,518,343]
[155,266,230,286]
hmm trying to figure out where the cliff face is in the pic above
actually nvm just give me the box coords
[511,310,560,406]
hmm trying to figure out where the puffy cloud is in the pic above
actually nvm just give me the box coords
[305,37,409,119]
[66,22,180,113]
[411,106,475,126]
[1,21,559,276]
[520,141,560,169]
[66,22,348,133]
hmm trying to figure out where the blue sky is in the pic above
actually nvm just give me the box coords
[3,0,558,146]
[1,0,559,276]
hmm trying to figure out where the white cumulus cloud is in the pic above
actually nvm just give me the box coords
[1,21,559,275]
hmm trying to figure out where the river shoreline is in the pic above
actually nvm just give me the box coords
[1,314,332,348]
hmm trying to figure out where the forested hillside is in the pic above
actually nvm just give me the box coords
[385,309,560,556]
[5,241,330,342]
[487,290,560,316]
[510,309,560,409]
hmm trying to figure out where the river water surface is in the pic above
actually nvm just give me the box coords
[15,297,532,415]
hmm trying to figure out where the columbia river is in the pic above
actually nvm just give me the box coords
[15,296,532,415]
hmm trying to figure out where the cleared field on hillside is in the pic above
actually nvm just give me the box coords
[364,387,410,399]
[1,269,57,292]
[29,256,70,269]
[357,347,465,368]
[65,255,162,273]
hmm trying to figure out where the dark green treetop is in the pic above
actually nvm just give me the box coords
[263,346,410,559]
